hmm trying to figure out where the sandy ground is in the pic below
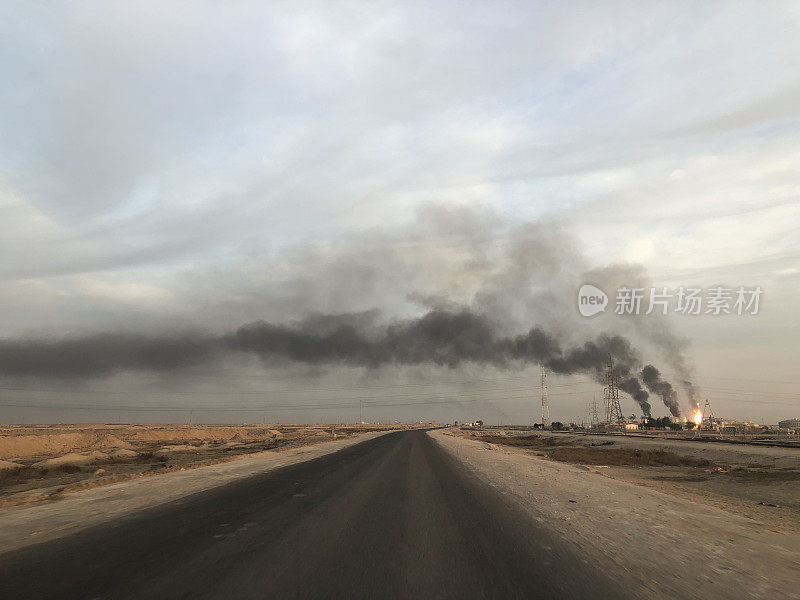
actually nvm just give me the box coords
[431,429,800,600]
[471,428,800,534]
[0,430,392,554]
[0,424,402,505]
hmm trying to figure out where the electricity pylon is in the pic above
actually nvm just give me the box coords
[590,394,600,428]
[604,358,624,428]
[540,363,550,428]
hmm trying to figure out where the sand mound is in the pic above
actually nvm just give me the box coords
[110,449,138,459]
[0,432,133,459]
[295,428,330,438]
[134,427,284,444]
[1,425,292,461]
[155,445,198,456]
[218,441,252,450]
[96,434,133,451]
[33,451,110,469]
[0,433,93,459]
[130,428,247,443]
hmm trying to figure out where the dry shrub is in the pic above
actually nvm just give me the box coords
[548,446,712,467]
[728,469,800,482]
[478,435,571,448]
[0,463,83,486]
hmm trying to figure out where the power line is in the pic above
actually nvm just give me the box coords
[0,396,519,413]
[3,370,795,395]
[664,373,800,386]
[0,376,592,395]
[97,370,589,389]
[0,384,597,400]
[687,386,800,399]
[0,388,602,413]
[703,396,798,407]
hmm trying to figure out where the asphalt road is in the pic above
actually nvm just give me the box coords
[0,430,629,599]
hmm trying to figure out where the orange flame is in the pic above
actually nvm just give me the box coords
[692,409,702,425]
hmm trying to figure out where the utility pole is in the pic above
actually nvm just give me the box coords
[603,358,624,429]
[540,363,550,428]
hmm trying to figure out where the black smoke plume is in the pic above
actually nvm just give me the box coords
[682,379,698,408]
[0,333,218,379]
[0,309,676,417]
[641,365,681,417]
[617,377,652,417]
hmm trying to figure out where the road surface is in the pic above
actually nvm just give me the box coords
[0,430,628,599]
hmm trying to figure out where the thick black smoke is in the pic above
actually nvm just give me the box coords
[617,377,652,416]
[0,309,677,417]
[232,310,537,369]
[542,335,651,416]
[0,333,218,379]
[682,379,698,409]
[641,365,681,417]
[231,311,650,416]
[231,311,643,383]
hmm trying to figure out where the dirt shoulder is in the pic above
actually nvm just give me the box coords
[0,430,392,554]
[431,429,800,600]
[467,428,800,534]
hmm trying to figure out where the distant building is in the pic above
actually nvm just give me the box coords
[720,420,761,433]
[778,418,800,430]
[624,423,639,431]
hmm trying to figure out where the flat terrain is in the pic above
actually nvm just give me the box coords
[467,428,800,533]
[0,430,625,600]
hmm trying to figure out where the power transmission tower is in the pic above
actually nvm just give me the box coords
[540,363,550,428]
[590,394,600,428]
[603,358,624,428]
[702,398,715,424]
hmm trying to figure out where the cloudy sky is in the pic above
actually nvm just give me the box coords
[1,2,798,424]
